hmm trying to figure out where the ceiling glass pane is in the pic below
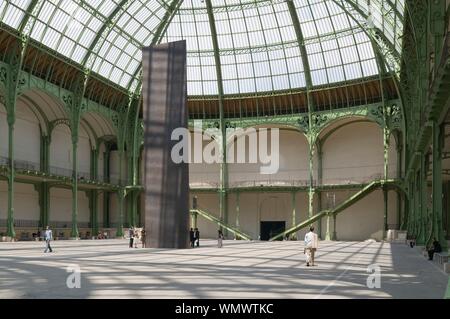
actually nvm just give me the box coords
[0,0,405,96]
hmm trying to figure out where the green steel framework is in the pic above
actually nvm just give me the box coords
[0,0,448,247]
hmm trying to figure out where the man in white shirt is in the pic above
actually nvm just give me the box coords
[304,226,318,267]
[44,226,53,253]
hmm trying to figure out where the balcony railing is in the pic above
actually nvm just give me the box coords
[2,156,398,190]
[49,166,73,177]
[0,221,118,229]
[14,159,40,171]
[0,219,40,228]
[0,156,123,186]
[189,167,397,189]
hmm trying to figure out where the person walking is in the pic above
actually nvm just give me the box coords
[44,226,53,253]
[304,226,318,267]
[128,227,134,248]
[218,230,224,248]
[141,228,146,248]
[189,228,195,248]
[133,229,139,248]
[194,228,200,247]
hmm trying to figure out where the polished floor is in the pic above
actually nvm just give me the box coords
[0,239,448,299]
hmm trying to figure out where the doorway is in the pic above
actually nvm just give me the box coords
[260,221,286,241]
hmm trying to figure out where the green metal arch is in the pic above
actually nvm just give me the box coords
[188,126,220,140]
[317,115,383,144]
[17,87,70,117]
[225,125,308,153]
[390,128,404,147]
[79,118,99,151]
[48,118,71,137]
[18,79,119,134]
[81,109,119,135]
[319,118,374,145]
[19,94,50,136]
[238,122,305,133]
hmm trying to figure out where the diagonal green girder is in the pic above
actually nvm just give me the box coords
[286,0,313,101]
[151,0,184,46]
[270,179,405,241]
[205,0,228,228]
[385,0,405,21]
[81,0,132,69]
[286,0,316,218]
[190,208,252,241]
[17,0,41,35]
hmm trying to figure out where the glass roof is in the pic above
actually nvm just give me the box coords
[0,0,405,96]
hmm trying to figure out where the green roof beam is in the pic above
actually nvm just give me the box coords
[128,0,184,94]
[81,0,132,69]
[205,0,228,227]
[333,0,402,76]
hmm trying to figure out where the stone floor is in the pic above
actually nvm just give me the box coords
[0,239,448,299]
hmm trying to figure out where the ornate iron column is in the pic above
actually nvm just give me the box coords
[71,136,79,239]
[291,191,297,240]
[205,0,229,237]
[431,123,446,249]
[90,148,99,236]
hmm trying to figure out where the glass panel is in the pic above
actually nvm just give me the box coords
[0,0,405,95]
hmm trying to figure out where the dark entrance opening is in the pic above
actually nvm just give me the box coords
[260,221,286,241]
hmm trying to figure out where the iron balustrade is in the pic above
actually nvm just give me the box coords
[0,156,121,185]
[189,168,395,189]
[49,221,72,228]
[229,180,311,188]
[49,166,73,178]
[14,159,39,171]
[3,156,397,189]
[0,219,40,228]
[78,222,90,229]
[77,171,91,181]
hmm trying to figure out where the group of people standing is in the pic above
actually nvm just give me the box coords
[41,222,317,266]
[128,227,146,248]
[189,228,225,248]
[189,228,200,247]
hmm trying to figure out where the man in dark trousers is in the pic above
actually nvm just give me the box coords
[189,228,195,248]
[44,226,53,253]
[129,227,134,248]
[428,238,442,260]
[194,228,200,247]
